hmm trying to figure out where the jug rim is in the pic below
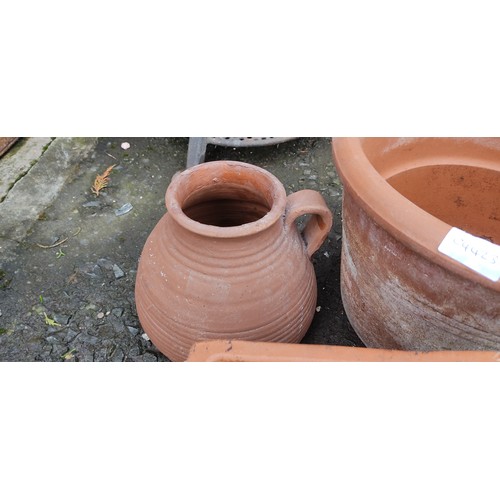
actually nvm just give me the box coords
[165,160,287,238]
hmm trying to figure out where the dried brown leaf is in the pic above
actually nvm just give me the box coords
[91,164,116,196]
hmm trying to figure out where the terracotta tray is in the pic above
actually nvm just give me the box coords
[187,340,500,362]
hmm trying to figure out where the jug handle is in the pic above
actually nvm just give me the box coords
[285,190,333,258]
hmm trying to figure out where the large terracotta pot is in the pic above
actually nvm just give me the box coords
[135,160,333,361]
[332,138,500,351]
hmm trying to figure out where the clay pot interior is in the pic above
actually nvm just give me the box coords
[388,166,499,244]
[173,165,278,228]
[360,138,500,245]
[182,185,271,228]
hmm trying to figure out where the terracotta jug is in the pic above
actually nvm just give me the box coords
[135,160,333,361]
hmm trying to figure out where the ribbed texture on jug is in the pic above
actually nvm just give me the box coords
[136,215,317,361]
[135,160,331,361]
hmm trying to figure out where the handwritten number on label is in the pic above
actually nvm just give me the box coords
[439,228,500,282]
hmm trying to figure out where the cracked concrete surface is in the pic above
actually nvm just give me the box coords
[0,138,97,259]
[0,138,53,201]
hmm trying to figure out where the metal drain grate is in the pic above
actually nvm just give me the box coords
[207,137,296,148]
[186,137,297,168]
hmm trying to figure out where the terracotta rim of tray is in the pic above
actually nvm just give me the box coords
[187,340,500,362]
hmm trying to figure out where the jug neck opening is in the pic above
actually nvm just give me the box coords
[166,161,287,239]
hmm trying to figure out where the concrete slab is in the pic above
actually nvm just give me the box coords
[0,137,52,201]
[0,137,97,249]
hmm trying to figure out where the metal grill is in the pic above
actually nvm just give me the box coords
[186,137,297,168]
[207,137,296,148]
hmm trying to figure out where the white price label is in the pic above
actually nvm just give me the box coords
[438,227,500,282]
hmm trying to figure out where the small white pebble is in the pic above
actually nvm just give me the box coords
[121,142,131,150]
[141,333,150,341]
[324,251,330,258]
[106,311,110,316]
[316,306,322,313]
[97,312,104,319]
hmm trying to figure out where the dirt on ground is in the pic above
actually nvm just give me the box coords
[0,137,363,361]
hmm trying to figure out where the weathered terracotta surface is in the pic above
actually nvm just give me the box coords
[135,160,332,361]
[0,137,18,157]
[187,340,500,362]
[332,138,500,351]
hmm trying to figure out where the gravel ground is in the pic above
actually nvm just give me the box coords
[0,137,363,361]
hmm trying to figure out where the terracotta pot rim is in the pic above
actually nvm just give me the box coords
[165,160,287,239]
[332,138,500,292]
